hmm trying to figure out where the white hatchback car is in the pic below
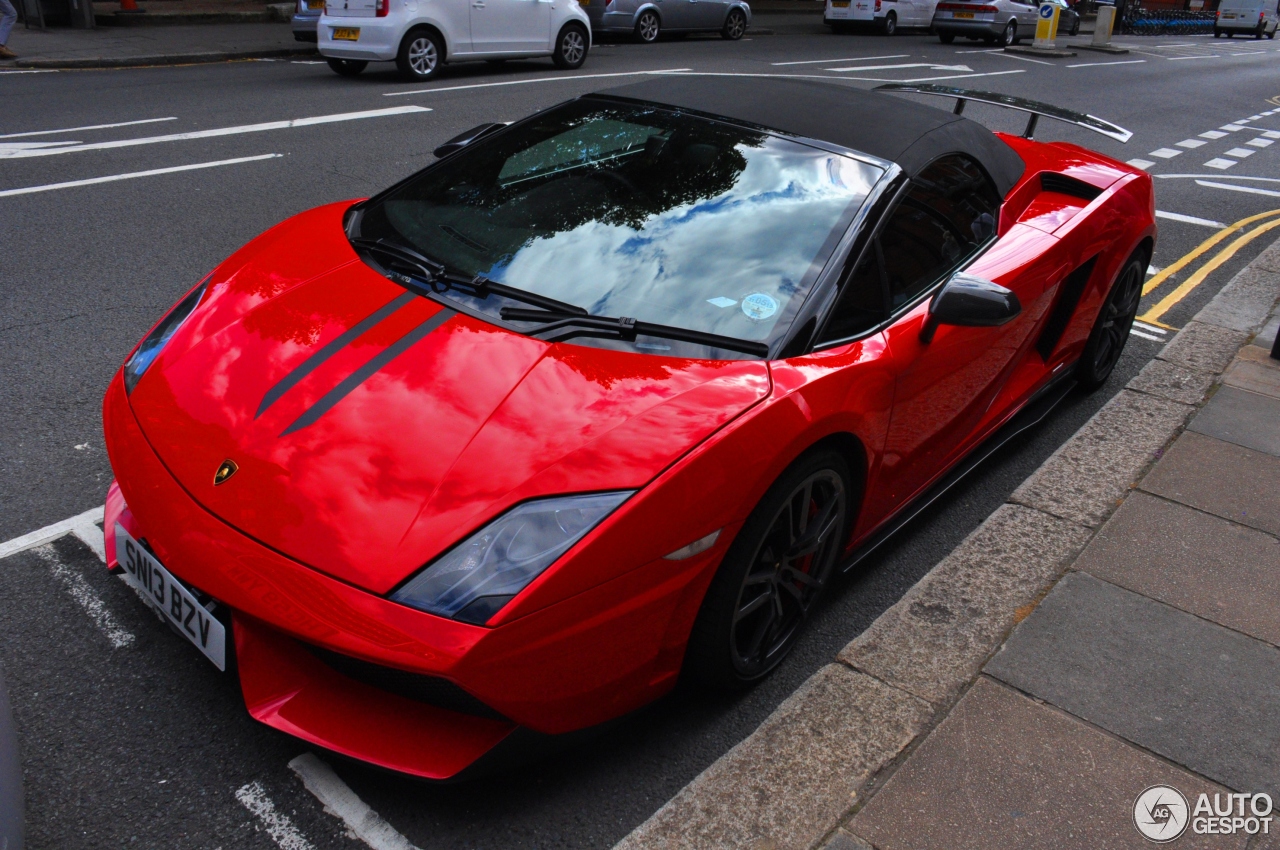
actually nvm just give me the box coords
[319,0,591,80]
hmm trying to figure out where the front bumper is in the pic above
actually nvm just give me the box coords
[102,372,720,778]
[318,16,400,61]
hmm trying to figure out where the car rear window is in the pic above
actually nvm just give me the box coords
[356,97,883,358]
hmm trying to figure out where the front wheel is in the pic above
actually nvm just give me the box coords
[635,10,661,42]
[1000,18,1017,45]
[722,7,747,39]
[1077,251,1145,391]
[939,31,955,42]
[396,29,444,81]
[880,10,897,34]
[1069,19,1080,34]
[326,57,367,77]
[683,451,853,691]
[552,24,588,68]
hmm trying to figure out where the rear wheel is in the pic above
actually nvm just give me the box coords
[1000,18,1017,44]
[939,31,955,42]
[1213,27,1221,36]
[553,23,588,68]
[1078,250,1145,391]
[880,10,897,34]
[722,7,747,38]
[326,57,367,77]
[1256,21,1265,38]
[684,451,853,691]
[1069,18,1079,34]
[396,29,443,81]
[635,10,661,41]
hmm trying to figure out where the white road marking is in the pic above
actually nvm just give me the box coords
[0,506,104,559]
[0,117,177,139]
[0,107,430,159]
[990,51,1053,65]
[1176,138,1206,148]
[1200,130,1228,139]
[72,524,107,563]
[771,54,909,65]
[236,782,317,850]
[1130,329,1163,341]
[1194,179,1280,198]
[289,753,420,850]
[33,545,135,649]
[827,62,972,72]
[0,141,82,151]
[0,69,60,74]
[1067,59,1147,68]
[384,68,690,96]
[1154,174,1280,182]
[1146,266,1161,275]
[953,48,1003,53]
[1265,130,1280,139]
[0,154,283,198]
[1134,320,1168,335]
[896,69,1024,83]
[1149,148,1182,159]
[1167,54,1217,60]
[1224,147,1255,158]
[1247,138,1274,147]
[1127,159,1155,170]
[1221,123,1246,131]
[1204,157,1238,170]
[1155,210,1227,228]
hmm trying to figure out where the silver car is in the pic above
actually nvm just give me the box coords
[292,0,323,42]
[593,0,750,41]
[932,0,1041,45]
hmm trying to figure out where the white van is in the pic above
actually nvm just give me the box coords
[824,0,939,34]
[319,0,592,80]
[1214,0,1278,37]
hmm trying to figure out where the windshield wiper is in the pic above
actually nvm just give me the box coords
[500,307,770,358]
[351,237,588,317]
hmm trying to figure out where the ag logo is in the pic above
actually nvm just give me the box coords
[1134,785,1189,843]
[213,459,239,486]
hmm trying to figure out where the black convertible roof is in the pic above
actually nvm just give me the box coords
[593,76,1027,196]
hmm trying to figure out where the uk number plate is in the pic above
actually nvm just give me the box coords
[954,10,975,17]
[332,26,360,40]
[115,524,227,670]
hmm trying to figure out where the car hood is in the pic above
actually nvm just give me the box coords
[128,204,771,594]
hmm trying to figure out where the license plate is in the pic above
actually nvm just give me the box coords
[831,1,850,7]
[309,0,324,8]
[578,0,590,7]
[332,26,360,40]
[954,11,974,17]
[115,524,227,671]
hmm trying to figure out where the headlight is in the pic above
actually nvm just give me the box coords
[123,278,209,394]
[390,491,633,625]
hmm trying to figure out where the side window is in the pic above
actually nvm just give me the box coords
[878,154,1000,311]
[817,249,886,344]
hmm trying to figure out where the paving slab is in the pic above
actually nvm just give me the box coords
[850,678,1241,850]
[839,504,1091,705]
[986,572,1280,793]
[1252,237,1280,275]
[614,664,933,850]
[1141,431,1280,537]
[1126,357,1217,405]
[1075,491,1280,647]
[1155,321,1252,376]
[1222,345,1280,398]
[1192,265,1280,334]
[1188,385,1280,457]
[1010,389,1190,527]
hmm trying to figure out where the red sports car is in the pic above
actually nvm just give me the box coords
[103,77,1153,780]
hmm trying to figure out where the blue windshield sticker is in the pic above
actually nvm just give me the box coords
[741,293,779,322]
[707,296,738,308]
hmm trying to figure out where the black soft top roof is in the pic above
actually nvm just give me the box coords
[593,76,1027,197]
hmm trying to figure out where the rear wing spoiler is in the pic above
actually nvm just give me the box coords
[873,83,1133,144]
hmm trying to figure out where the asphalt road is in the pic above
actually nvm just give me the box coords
[2,21,1280,850]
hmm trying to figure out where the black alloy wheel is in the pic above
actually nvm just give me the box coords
[881,10,897,34]
[553,24,588,68]
[327,57,368,77]
[1001,18,1017,45]
[1078,251,1145,391]
[635,10,661,42]
[684,451,852,690]
[722,7,747,39]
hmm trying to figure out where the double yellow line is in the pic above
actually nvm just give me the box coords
[1139,208,1280,326]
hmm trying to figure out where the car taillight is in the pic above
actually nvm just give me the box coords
[376,0,389,16]
[874,0,881,10]
[1262,11,1267,19]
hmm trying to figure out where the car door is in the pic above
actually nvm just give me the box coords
[867,155,1034,514]
[469,0,552,52]
[655,0,695,29]
[690,0,729,28]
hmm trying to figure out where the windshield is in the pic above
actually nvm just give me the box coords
[356,97,883,358]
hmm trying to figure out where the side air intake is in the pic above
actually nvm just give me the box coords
[1036,255,1098,361]
[1040,173,1103,202]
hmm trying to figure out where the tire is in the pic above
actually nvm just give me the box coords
[1000,18,1017,45]
[326,57,367,77]
[683,450,854,692]
[722,7,747,39]
[1256,22,1265,38]
[939,31,955,42]
[395,28,443,81]
[552,23,588,68]
[635,9,660,42]
[1077,249,1145,391]
[880,10,897,34]
[1227,30,1234,37]
[1070,19,1080,35]
[1213,27,1221,37]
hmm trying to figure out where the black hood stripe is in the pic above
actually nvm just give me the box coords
[279,307,456,437]
[256,291,415,419]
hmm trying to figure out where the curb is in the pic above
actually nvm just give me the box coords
[94,7,292,25]
[613,240,1280,850]
[13,46,318,69]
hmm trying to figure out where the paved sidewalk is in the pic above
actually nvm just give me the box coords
[617,239,1280,849]
[2,21,314,67]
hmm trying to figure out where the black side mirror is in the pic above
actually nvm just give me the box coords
[433,123,507,158]
[920,273,1021,343]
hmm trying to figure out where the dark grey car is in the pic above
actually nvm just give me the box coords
[593,0,750,41]
[932,0,1040,44]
